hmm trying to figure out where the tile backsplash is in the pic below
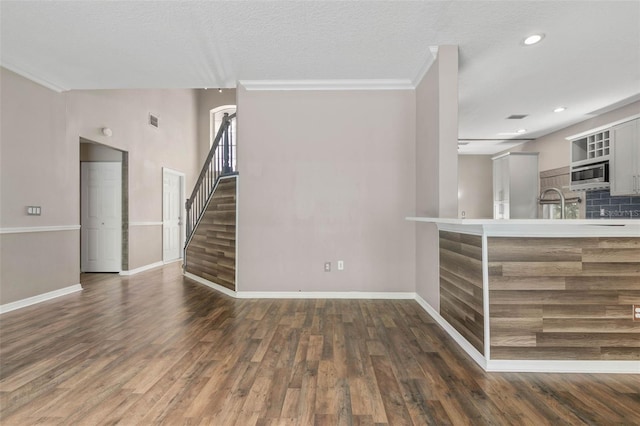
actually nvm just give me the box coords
[586,189,640,219]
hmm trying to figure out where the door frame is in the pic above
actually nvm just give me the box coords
[162,167,186,263]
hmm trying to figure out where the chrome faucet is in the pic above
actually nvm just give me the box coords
[539,187,566,219]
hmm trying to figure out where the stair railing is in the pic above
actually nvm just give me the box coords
[185,112,236,247]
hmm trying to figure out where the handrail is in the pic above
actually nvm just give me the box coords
[185,112,237,247]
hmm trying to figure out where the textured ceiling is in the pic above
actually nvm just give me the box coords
[1,1,639,154]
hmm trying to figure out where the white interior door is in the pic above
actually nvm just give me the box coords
[81,162,122,272]
[163,169,183,262]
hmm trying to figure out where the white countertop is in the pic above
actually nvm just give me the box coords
[406,217,640,237]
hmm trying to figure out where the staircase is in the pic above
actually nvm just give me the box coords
[184,112,238,291]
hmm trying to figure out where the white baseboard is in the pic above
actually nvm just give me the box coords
[183,272,416,301]
[119,261,164,276]
[184,272,237,298]
[163,258,183,265]
[487,360,640,374]
[414,294,487,370]
[0,284,82,314]
[236,291,416,299]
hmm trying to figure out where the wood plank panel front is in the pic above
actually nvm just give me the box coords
[488,236,640,360]
[185,177,237,290]
[439,231,484,354]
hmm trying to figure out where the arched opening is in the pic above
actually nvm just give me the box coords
[210,105,236,148]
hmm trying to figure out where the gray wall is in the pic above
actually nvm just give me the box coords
[197,88,237,164]
[1,69,76,304]
[0,67,200,304]
[236,85,417,293]
[458,155,493,219]
[415,46,460,310]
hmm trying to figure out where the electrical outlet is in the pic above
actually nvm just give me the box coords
[324,262,331,272]
[337,260,344,271]
[634,305,640,321]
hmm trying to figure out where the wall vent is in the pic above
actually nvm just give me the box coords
[507,114,528,120]
[149,114,159,128]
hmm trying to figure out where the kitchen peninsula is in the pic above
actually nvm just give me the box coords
[408,217,640,373]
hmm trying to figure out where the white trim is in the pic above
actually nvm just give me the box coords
[129,222,163,227]
[486,360,640,374]
[414,294,487,370]
[234,174,240,292]
[184,272,238,299]
[482,233,491,360]
[119,261,164,276]
[411,46,438,87]
[0,284,82,314]
[0,225,80,235]
[161,167,184,176]
[183,271,414,301]
[239,79,414,91]
[565,114,640,141]
[406,217,640,238]
[1,61,69,92]
[162,167,186,263]
[481,223,640,238]
[236,291,416,300]
[437,223,485,236]
[163,258,183,266]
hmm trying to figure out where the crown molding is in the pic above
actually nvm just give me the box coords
[1,62,69,93]
[239,79,414,91]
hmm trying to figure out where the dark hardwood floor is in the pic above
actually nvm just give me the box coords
[1,263,639,425]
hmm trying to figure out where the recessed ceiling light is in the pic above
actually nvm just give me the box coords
[516,129,527,134]
[523,34,544,45]
[553,106,567,113]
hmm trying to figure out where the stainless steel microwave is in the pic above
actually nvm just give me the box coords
[570,161,609,191]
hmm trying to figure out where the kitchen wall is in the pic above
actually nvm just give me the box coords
[586,190,640,219]
[1,67,200,305]
[236,85,417,293]
[497,100,639,220]
[506,100,640,171]
[539,166,585,219]
[458,155,493,219]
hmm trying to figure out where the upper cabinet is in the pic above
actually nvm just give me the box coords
[610,118,640,196]
[569,116,640,193]
[571,129,610,165]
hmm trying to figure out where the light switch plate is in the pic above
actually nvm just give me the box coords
[27,206,41,216]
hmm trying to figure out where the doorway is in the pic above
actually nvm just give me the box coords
[80,141,127,272]
[162,168,185,263]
